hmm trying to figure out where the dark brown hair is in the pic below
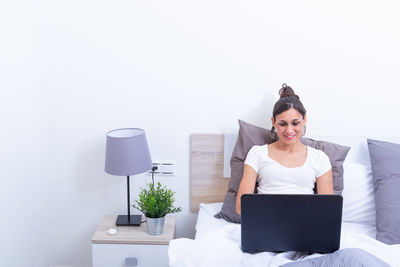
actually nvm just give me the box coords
[271,83,306,132]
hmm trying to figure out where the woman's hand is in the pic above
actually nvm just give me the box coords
[236,164,257,215]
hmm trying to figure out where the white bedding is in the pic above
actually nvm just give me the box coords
[194,202,378,240]
[170,202,400,267]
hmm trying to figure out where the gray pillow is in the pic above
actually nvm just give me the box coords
[367,139,400,244]
[215,120,350,223]
[301,138,350,195]
[215,120,276,223]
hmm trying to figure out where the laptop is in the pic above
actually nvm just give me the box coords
[240,194,343,253]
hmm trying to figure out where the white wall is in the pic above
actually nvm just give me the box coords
[1,1,399,266]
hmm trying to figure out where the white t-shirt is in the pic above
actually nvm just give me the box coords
[244,144,332,194]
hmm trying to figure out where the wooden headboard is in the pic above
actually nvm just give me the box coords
[190,134,230,212]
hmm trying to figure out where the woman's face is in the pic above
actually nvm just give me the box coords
[271,108,307,145]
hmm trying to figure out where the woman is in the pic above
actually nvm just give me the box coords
[236,84,333,215]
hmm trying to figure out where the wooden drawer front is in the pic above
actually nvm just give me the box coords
[92,243,169,267]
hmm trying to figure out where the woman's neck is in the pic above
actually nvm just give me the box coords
[271,140,305,153]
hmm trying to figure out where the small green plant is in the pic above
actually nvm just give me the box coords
[133,181,182,218]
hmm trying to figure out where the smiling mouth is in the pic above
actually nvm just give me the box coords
[284,134,296,140]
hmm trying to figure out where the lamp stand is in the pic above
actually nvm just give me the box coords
[116,175,141,226]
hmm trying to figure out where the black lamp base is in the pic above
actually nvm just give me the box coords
[116,215,142,226]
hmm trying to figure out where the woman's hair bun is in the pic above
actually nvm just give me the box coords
[278,83,299,99]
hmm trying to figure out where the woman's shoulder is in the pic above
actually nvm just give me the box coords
[306,145,329,159]
[245,144,268,163]
[249,144,269,153]
[305,145,318,153]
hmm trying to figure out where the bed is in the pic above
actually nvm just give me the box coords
[169,132,400,267]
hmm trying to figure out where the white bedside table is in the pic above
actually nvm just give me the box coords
[91,215,176,267]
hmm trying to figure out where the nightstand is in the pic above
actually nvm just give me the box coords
[91,215,176,267]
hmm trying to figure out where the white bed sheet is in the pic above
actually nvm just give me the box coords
[170,202,400,267]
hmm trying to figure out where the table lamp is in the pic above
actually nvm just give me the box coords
[105,128,153,226]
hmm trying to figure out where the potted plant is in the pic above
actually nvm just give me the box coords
[133,169,181,235]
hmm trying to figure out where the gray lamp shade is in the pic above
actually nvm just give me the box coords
[105,128,153,176]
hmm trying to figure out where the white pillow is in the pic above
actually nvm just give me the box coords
[195,202,229,239]
[342,162,376,225]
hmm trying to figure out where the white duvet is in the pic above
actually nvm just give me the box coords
[169,203,400,267]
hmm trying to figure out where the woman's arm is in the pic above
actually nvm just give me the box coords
[236,164,257,215]
[316,169,334,194]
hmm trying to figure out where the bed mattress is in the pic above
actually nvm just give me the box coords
[170,202,400,267]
